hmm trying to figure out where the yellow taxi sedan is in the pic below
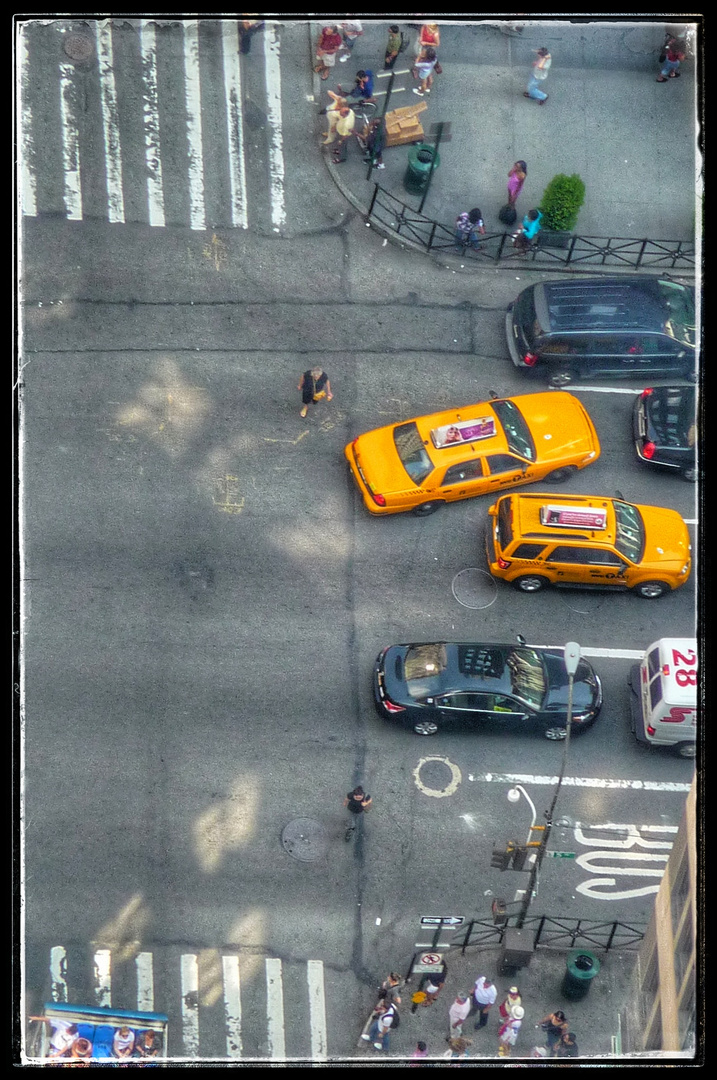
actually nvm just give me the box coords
[344,392,600,516]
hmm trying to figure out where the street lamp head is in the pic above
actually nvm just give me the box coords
[507,788,521,803]
[564,641,581,677]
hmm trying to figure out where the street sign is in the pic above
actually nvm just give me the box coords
[412,952,445,974]
[420,916,464,926]
[545,851,576,859]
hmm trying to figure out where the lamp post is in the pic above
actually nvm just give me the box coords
[514,642,581,930]
[507,784,537,849]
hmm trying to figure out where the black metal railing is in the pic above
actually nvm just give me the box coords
[367,185,696,271]
[454,916,646,954]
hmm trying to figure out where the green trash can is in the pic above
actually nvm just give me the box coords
[403,144,440,195]
[561,950,600,1000]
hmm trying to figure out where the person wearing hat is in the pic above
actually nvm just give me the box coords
[498,985,522,1020]
[497,1005,525,1057]
[448,993,471,1038]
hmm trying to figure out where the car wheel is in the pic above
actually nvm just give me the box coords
[512,574,549,593]
[548,368,577,388]
[414,720,439,736]
[412,501,444,517]
[676,741,696,759]
[634,580,670,599]
[544,465,578,483]
[682,465,698,482]
[544,726,567,740]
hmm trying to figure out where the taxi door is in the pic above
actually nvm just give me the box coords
[485,453,532,492]
[437,458,488,502]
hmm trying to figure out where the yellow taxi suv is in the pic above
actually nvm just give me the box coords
[344,392,600,516]
[486,492,691,599]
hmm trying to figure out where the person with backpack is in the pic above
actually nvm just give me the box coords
[344,785,372,840]
[366,1000,398,1051]
[384,25,406,69]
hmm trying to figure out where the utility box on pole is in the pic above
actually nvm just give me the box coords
[498,928,535,974]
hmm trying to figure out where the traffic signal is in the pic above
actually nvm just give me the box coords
[510,844,530,871]
[491,898,508,925]
[491,845,512,870]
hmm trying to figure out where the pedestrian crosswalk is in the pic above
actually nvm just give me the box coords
[32,944,329,1061]
[16,18,299,233]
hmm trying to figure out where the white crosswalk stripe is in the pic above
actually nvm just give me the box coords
[17,18,290,232]
[34,946,328,1060]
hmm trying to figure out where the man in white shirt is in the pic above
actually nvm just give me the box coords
[339,20,363,61]
[448,993,471,1038]
[472,975,497,1029]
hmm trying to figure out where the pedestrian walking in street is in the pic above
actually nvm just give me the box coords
[472,975,497,1029]
[416,21,440,60]
[409,1040,429,1064]
[498,985,522,1021]
[657,38,686,81]
[524,46,551,104]
[422,964,447,1007]
[537,1009,568,1053]
[367,1000,397,1051]
[381,972,403,1007]
[339,69,374,102]
[448,993,471,1038]
[513,207,543,252]
[454,208,486,252]
[553,1030,579,1058]
[237,18,264,55]
[497,1005,524,1057]
[339,19,363,61]
[298,367,332,418]
[384,25,406,70]
[331,107,356,163]
[442,1036,472,1061]
[362,117,386,169]
[413,47,438,96]
[507,162,527,208]
[315,24,343,81]
[344,785,372,840]
[321,91,348,143]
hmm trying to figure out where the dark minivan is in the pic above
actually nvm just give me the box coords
[506,276,696,387]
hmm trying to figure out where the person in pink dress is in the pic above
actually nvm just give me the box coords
[507,161,527,208]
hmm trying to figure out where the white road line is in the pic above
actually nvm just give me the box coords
[139,20,165,228]
[222,955,243,1058]
[307,960,327,1061]
[182,21,206,231]
[17,25,37,217]
[94,949,112,1008]
[221,21,248,228]
[470,773,692,792]
[136,951,154,1012]
[50,946,68,1002]
[180,953,200,1058]
[94,22,125,224]
[59,63,83,220]
[263,24,286,233]
[265,957,286,1060]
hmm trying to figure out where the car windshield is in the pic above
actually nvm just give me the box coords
[505,648,547,709]
[491,400,536,461]
[405,644,448,698]
[393,422,434,485]
[658,280,696,347]
[612,501,645,562]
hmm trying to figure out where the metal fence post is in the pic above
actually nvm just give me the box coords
[636,238,648,268]
[368,183,379,219]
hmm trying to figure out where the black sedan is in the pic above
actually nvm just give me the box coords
[633,385,698,482]
[373,641,602,739]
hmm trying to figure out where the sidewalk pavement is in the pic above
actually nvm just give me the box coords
[315,20,699,252]
[356,940,636,1062]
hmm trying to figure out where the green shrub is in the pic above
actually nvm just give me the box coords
[540,173,586,232]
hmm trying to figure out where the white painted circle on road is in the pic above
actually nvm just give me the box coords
[414,756,462,798]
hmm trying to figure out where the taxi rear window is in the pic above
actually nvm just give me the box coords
[393,422,434,485]
[497,498,513,548]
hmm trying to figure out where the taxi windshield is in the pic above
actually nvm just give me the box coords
[658,280,696,347]
[393,421,434,485]
[613,500,645,562]
[491,400,536,462]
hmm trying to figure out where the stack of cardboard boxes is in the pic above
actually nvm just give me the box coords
[383,101,428,147]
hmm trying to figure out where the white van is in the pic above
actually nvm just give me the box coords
[629,638,697,758]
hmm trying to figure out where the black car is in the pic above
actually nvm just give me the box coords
[506,276,696,387]
[633,385,698,482]
[373,641,602,739]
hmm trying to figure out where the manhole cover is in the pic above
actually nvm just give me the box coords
[63,33,95,62]
[451,567,498,609]
[556,590,606,616]
[281,818,328,862]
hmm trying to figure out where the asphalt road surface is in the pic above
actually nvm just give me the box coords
[17,16,698,1063]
